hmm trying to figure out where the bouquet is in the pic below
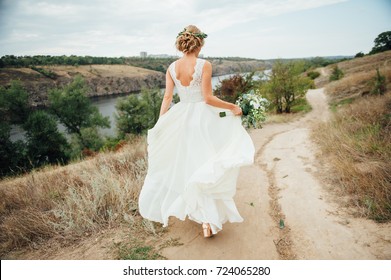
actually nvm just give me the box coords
[220,90,269,128]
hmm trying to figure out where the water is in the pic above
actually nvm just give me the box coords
[10,74,233,141]
[90,74,235,137]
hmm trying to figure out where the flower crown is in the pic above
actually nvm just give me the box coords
[177,28,208,39]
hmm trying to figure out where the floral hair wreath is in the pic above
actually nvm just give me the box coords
[177,28,208,39]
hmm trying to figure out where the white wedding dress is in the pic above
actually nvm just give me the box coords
[138,58,255,234]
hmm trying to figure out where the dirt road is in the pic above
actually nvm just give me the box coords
[162,88,391,260]
[7,88,390,260]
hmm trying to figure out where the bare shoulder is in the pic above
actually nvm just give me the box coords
[202,59,212,72]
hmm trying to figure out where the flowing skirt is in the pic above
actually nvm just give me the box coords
[138,101,255,234]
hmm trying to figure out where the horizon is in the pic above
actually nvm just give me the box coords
[0,53,355,61]
[0,0,390,59]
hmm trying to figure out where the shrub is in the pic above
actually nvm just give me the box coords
[23,110,70,168]
[329,65,344,81]
[307,70,320,80]
[262,60,312,113]
[115,88,163,137]
[213,73,254,103]
[48,75,110,151]
[30,66,57,79]
[355,52,365,58]
[371,68,386,95]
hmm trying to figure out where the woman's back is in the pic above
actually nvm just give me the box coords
[174,57,199,87]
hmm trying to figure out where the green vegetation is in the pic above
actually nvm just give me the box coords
[370,68,386,95]
[0,80,30,124]
[262,60,313,113]
[116,88,163,137]
[48,75,110,152]
[329,65,344,81]
[30,66,57,79]
[213,73,255,103]
[355,52,365,58]
[0,55,128,68]
[307,70,320,80]
[329,97,355,112]
[0,76,111,177]
[369,31,391,55]
[315,95,391,221]
[0,55,176,73]
[23,110,70,167]
[116,240,164,260]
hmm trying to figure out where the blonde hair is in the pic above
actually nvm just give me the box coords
[175,25,207,54]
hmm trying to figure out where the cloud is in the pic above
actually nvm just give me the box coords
[0,0,366,58]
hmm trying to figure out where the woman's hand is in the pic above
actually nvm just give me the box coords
[231,104,242,116]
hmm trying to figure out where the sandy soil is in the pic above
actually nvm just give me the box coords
[161,88,391,260]
[6,88,390,260]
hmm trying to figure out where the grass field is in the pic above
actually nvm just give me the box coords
[313,50,391,221]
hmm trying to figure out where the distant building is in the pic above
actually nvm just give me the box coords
[140,51,147,58]
[148,54,179,58]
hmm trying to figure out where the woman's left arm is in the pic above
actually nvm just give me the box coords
[159,69,175,116]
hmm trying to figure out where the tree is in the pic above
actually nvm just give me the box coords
[370,31,391,54]
[141,88,163,128]
[116,94,149,136]
[355,52,365,58]
[263,60,312,113]
[0,122,26,176]
[23,110,70,168]
[48,75,110,149]
[0,81,29,124]
[115,88,163,137]
[213,73,254,103]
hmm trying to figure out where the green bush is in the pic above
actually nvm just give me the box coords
[307,70,320,80]
[371,68,386,95]
[329,65,344,81]
[23,110,70,168]
[48,75,110,150]
[262,60,313,113]
[31,66,57,79]
[0,81,29,124]
[116,88,163,137]
[213,73,254,103]
[0,122,26,176]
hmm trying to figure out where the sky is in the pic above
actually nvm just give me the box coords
[0,0,390,59]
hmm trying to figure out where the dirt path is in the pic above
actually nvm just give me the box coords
[162,88,391,259]
[6,88,390,260]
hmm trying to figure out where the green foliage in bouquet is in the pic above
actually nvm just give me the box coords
[236,90,269,128]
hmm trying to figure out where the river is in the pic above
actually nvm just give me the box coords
[10,74,233,141]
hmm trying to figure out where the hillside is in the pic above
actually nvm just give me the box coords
[0,65,165,107]
[2,51,390,260]
[0,59,268,107]
[313,50,391,221]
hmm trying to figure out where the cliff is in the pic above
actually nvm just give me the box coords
[0,65,165,107]
[0,59,269,107]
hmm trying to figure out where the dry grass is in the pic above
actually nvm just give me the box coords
[0,136,148,257]
[314,51,391,222]
[42,64,157,78]
[314,93,391,221]
[326,67,391,103]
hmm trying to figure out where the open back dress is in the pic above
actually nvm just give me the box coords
[138,58,255,234]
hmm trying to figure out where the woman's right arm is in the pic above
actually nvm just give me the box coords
[201,61,242,115]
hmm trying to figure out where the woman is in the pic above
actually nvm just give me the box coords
[138,25,255,238]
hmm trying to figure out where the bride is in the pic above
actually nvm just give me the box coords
[138,25,255,238]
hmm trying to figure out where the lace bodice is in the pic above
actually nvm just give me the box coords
[169,58,206,103]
